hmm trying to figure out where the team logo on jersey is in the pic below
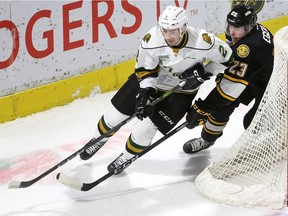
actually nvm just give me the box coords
[143,33,151,43]
[237,44,250,58]
[230,0,264,14]
[202,33,212,45]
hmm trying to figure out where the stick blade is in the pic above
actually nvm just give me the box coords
[56,173,83,191]
[8,180,35,189]
[8,180,22,189]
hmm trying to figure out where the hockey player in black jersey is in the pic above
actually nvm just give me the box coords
[79,5,233,173]
[183,4,274,154]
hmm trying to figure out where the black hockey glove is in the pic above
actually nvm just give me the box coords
[135,87,157,120]
[186,99,215,129]
[179,63,213,90]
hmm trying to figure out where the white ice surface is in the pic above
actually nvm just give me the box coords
[1,80,287,216]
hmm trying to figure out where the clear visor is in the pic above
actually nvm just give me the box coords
[225,21,254,44]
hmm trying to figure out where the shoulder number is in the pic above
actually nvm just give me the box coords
[260,25,271,44]
[219,45,228,58]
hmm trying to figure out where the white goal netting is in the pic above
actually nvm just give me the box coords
[195,26,288,209]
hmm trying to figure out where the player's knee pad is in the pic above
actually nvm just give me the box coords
[103,105,130,127]
[96,105,129,137]
[201,116,227,142]
[125,117,158,154]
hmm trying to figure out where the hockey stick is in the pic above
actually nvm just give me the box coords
[8,81,186,189]
[56,121,188,191]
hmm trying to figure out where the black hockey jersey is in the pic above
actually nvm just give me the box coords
[205,23,274,107]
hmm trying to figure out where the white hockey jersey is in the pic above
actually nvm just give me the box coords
[135,26,233,93]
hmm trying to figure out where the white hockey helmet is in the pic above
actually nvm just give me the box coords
[158,6,188,34]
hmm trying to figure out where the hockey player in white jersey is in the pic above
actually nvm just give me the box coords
[79,5,233,174]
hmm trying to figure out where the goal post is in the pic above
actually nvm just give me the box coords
[195,26,288,209]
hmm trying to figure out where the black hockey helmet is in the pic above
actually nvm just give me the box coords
[227,4,257,28]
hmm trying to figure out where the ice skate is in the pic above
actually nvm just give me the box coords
[80,140,105,160]
[107,153,129,174]
[183,137,214,154]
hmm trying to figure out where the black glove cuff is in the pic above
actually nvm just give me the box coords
[194,99,215,114]
[138,87,157,96]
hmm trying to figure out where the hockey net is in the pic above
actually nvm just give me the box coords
[195,26,288,209]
